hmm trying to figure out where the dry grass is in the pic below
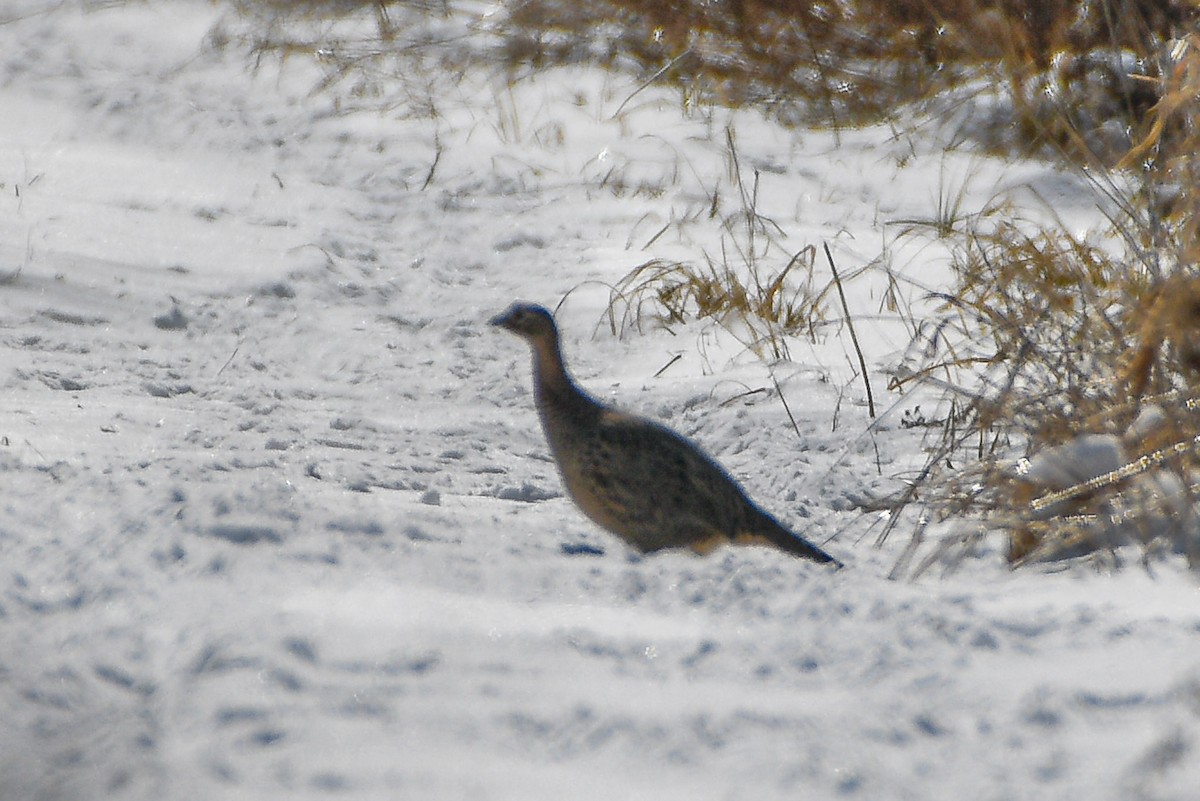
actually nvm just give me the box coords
[230,1,1196,156]
[888,38,1200,572]
[504,0,1196,163]
[605,128,826,360]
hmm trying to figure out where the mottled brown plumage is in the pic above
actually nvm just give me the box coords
[491,302,841,566]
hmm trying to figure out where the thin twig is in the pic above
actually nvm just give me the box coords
[824,242,875,417]
[717,386,768,407]
[642,221,671,250]
[216,345,240,377]
[653,354,682,377]
[421,140,442,190]
[610,49,693,119]
[770,371,804,442]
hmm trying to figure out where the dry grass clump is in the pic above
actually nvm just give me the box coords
[888,38,1200,572]
[499,0,1196,162]
[501,1,1186,114]
[605,131,826,360]
[609,248,822,361]
[220,0,474,107]
[229,1,1196,161]
[889,233,1200,572]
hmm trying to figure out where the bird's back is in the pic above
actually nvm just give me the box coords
[540,401,762,552]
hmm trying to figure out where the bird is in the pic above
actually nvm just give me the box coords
[490,301,842,566]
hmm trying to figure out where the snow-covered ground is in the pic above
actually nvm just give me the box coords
[1,2,1198,799]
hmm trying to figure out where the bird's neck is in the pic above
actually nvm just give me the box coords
[532,336,602,419]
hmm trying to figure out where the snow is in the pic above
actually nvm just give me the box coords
[1,2,1198,800]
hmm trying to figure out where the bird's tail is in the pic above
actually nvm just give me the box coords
[737,512,843,567]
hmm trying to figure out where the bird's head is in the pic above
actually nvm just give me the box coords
[489,302,558,343]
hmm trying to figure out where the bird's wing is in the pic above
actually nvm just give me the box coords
[582,412,749,549]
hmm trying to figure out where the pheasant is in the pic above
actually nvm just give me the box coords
[491,301,842,566]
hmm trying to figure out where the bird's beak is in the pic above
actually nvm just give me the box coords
[489,308,514,329]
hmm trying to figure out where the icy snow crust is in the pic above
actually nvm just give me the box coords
[1,3,1198,800]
